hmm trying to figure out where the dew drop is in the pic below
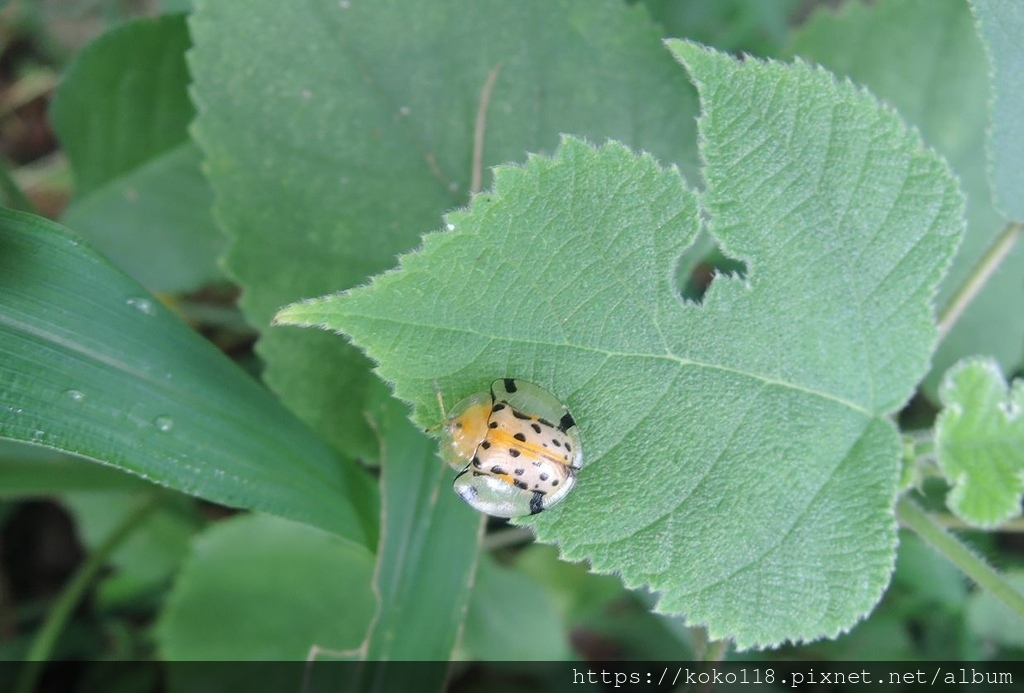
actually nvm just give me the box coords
[64,389,86,402]
[154,416,174,432]
[126,297,155,315]
[445,223,455,231]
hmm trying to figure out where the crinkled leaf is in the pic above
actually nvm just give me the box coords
[970,0,1024,220]
[157,514,376,662]
[935,358,1024,528]
[51,14,222,293]
[788,0,1024,398]
[189,0,699,462]
[0,209,376,547]
[278,40,964,647]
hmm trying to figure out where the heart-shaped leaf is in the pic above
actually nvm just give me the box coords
[277,43,964,647]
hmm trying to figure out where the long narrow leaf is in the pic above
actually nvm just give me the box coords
[0,209,377,547]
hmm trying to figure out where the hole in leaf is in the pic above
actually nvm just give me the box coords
[675,230,747,304]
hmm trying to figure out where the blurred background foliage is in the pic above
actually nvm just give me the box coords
[0,1,1021,692]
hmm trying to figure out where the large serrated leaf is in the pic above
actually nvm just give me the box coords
[935,358,1024,528]
[276,40,964,648]
[188,0,700,462]
[0,209,376,548]
[788,0,1024,401]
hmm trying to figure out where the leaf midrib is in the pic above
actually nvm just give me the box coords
[348,312,876,417]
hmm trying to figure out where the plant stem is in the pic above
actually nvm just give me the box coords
[932,513,1024,532]
[937,221,1022,342]
[15,495,161,693]
[896,496,1024,620]
[470,63,502,196]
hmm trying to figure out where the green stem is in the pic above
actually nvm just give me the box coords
[896,496,1024,620]
[937,221,1022,342]
[15,496,161,693]
[932,513,1024,533]
[0,159,37,214]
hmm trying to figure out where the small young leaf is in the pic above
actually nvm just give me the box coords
[278,41,964,647]
[936,358,1024,528]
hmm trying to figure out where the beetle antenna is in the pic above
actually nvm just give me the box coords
[424,380,446,434]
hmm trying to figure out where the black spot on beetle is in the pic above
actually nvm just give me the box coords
[503,378,518,393]
[509,448,521,458]
[514,479,529,490]
[559,413,575,432]
[552,439,562,447]
[513,432,527,442]
[480,441,491,450]
[529,492,544,514]
[492,403,506,412]
[538,417,555,428]
[512,409,531,420]
[472,456,482,468]
[488,421,499,429]
[514,468,525,476]
[539,473,549,481]
[490,465,505,474]
[531,423,542,433]
[551,479,559,486]
[565,442,572,452]
[532,460,543,467]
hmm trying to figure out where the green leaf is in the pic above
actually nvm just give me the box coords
[935,357,1024,528]
[788,0,1024,398]
[157,514,376,660]
[51,14,223,293]
[970,0,1024,220]
[966,569,1024,648]
[277,38,964,647]
[461,555,571,661]
[0,209,376,547]
[64,491,201,607]
[351,391,481,681]
[189,0,700,462]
